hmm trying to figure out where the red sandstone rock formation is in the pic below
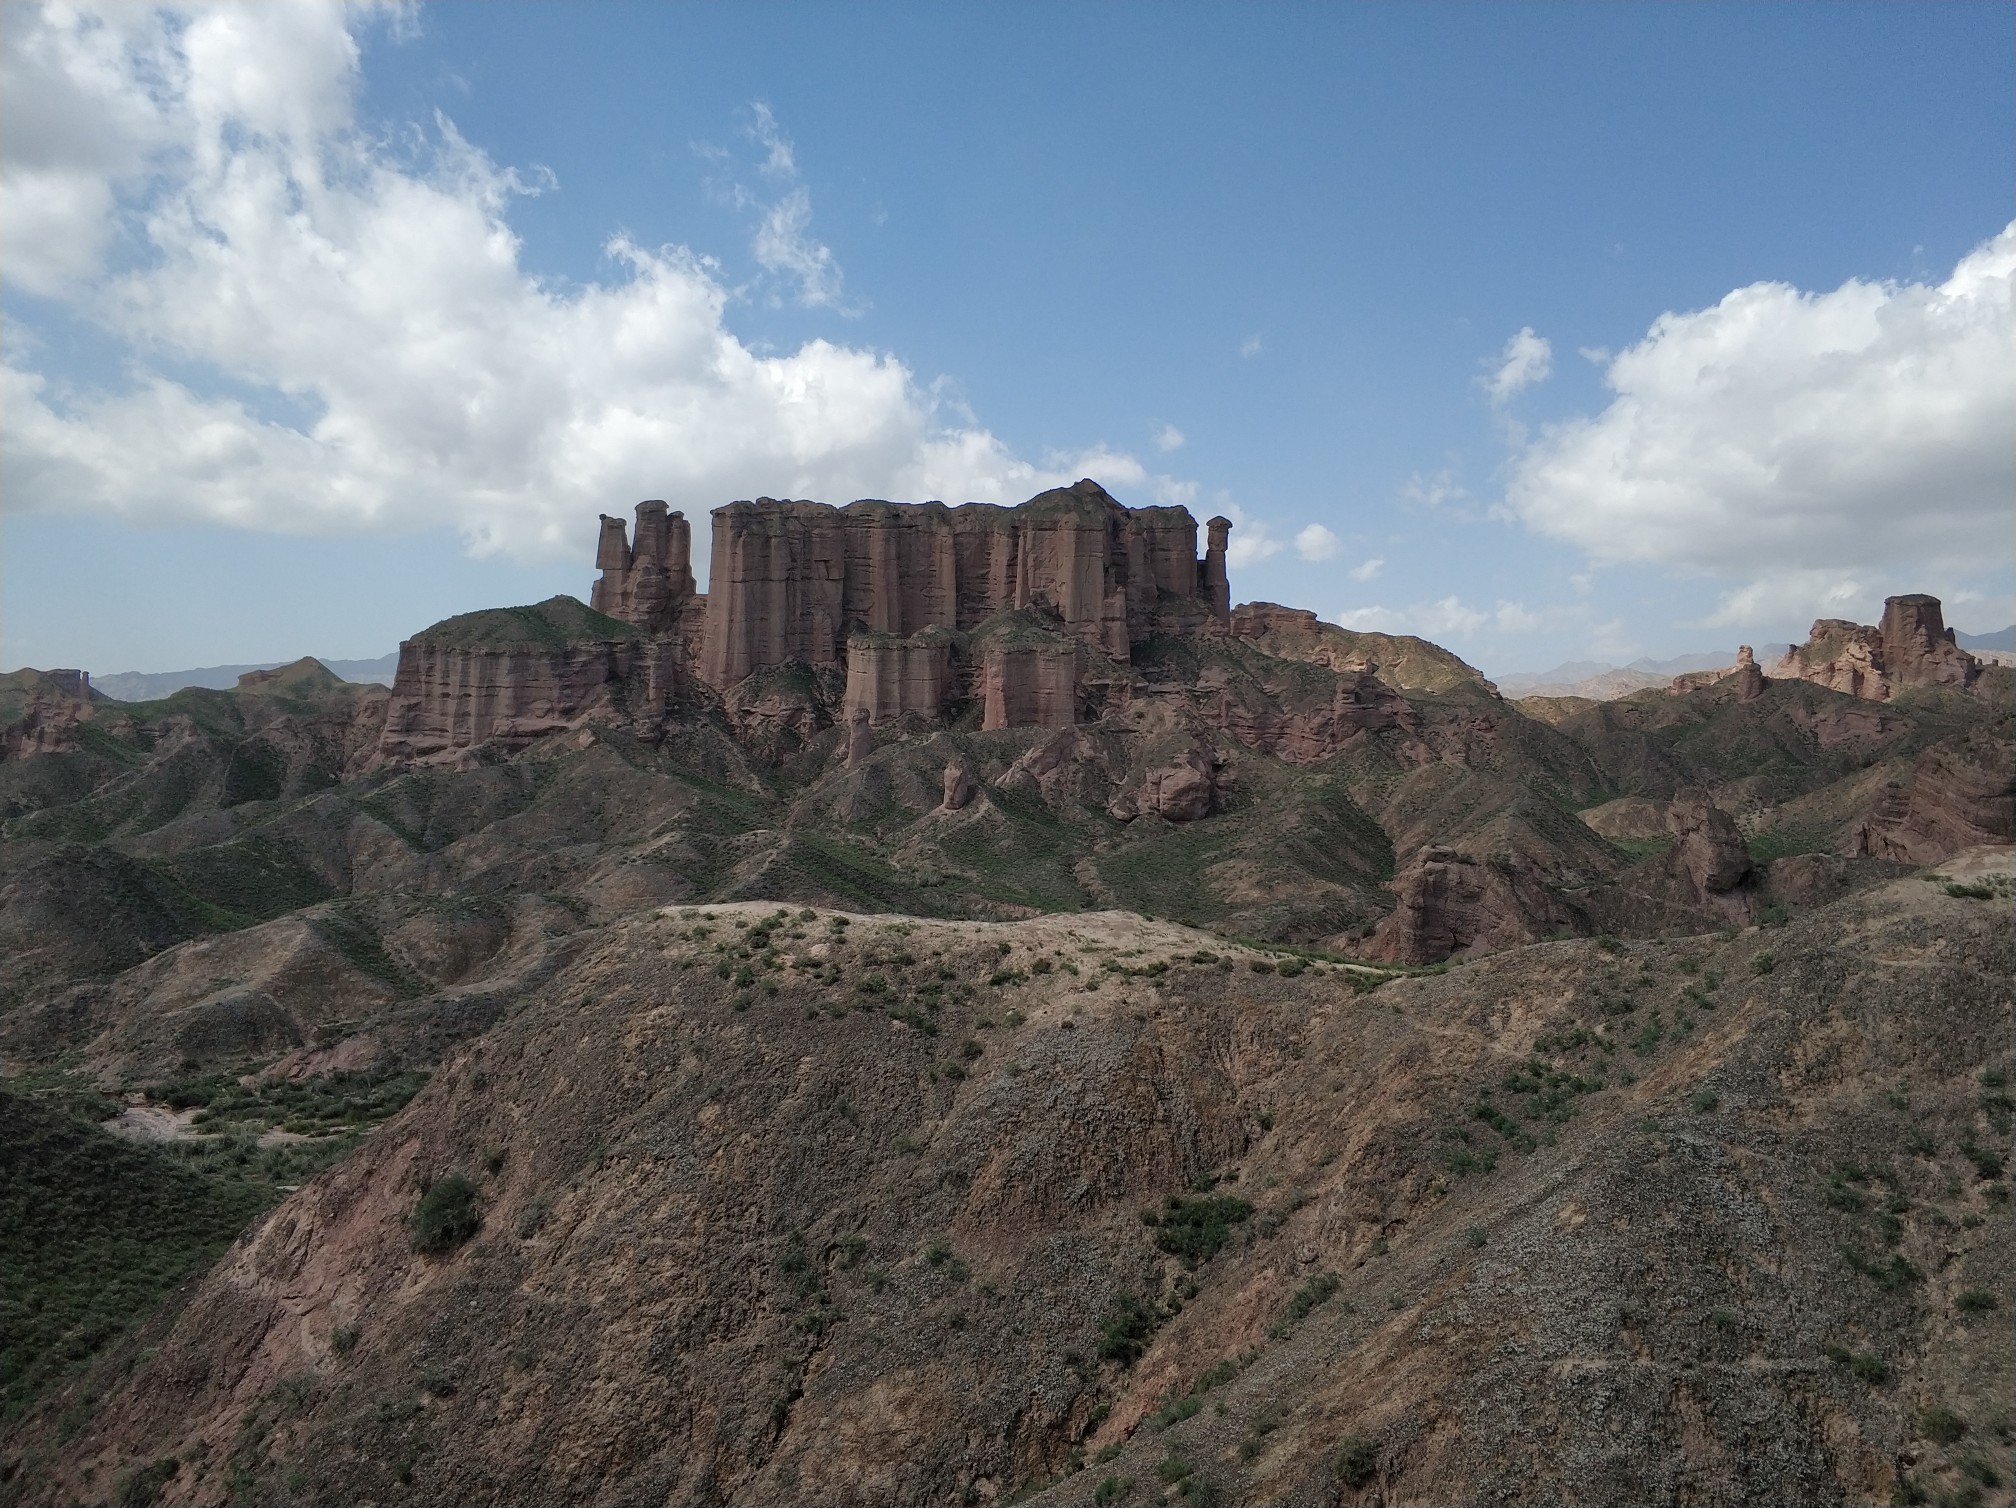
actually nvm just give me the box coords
[1768,595,1979,702]
[590,500,700,637]
[1665,787,1755,898]
[688,481,1221,692]
[1851,727,2016,864]
[0,669,94,758]
[982,640,1079,731]
[842,631,955,727]
[1669,646,1766,701]
[374,599,654,766]
[1133,748,1219,822]
[1363,846,1578,963]
[940,759,977,812]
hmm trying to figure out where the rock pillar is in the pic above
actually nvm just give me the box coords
[1204,517,1232,618]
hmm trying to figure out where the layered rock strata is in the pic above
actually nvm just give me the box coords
[375,599,657,766]
[668,479,1227,690]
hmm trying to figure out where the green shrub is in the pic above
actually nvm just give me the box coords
[1143,1194,1255,1266]
[1282,1272,1340,1325]
[1098,1292,1160,1364]
[1464,1225,1488,1249]
[1957,1289,1998,1314]
[1332,1435,1379,1489]
[1751,953,1776,976]
[1946,883,1993,900]
[1093,1476,1128,1505]
[1690,1089,1721,1113]
[1920,1406,1968,1445]
[410,1174,481,1255]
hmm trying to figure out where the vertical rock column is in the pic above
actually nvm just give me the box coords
[1204,516,1232,618]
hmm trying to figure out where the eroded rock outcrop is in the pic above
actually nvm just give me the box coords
[1852,726,2016,864]
[1363,845,1579,963]
[1666,786,1755,897]
[375,599,654,766]
[1769,595,1980,701]
[0,669,95,758]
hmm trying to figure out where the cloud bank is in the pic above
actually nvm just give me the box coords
[1502,224,2015,626]
[0,2,1188,565]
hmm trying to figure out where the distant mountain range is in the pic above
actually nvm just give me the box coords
[1957,625,2016,652]
[91,654,398,702]
[1495,649,1773,701]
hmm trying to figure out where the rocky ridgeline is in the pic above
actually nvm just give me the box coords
[1662,595,1983,704]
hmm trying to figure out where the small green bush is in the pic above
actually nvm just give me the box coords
[1098,1292,1160,1364]
[1332,1435,1379,1489]
[1751,953,1776,976]
[1946,883,1993,900]
[1143,1194,1255,1266]
[1920,1406,1968,1445]
[1956,1289,1998,1314]
[1093,1476,1128,1505]
[1690,1089,1721,1113]
[409,1174,480,1255]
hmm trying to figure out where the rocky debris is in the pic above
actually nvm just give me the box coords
[1852,725,2016,864]
[1666,786,1756,898]
[1363,845,1579,962]
[1770,594,1980,701]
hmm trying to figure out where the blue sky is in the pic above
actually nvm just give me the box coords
[3,1,2011,678]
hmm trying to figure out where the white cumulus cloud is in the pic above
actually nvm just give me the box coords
[1502,223,2016,621]
[1332,597,1539,640]
[1348,557,1383,582]
[1484,326,1553,403]
[1154,423,1185,453]
[1217,501,1281,569]
[1294,523,1338,561]
[0,1,1189,571]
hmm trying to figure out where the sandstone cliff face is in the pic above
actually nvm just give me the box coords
[374,599,654,767]
[1770,595,1980,701]
[982,640,1079,731]
[842,631,955,727]
[1852,725,2016,864]
[690,480,1226,693]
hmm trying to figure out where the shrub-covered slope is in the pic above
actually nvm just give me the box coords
[11,854,2010,1507]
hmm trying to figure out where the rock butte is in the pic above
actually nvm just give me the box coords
[380,480,1258,762]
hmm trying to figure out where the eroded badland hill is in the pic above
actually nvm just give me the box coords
[2,484,2012,1506]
